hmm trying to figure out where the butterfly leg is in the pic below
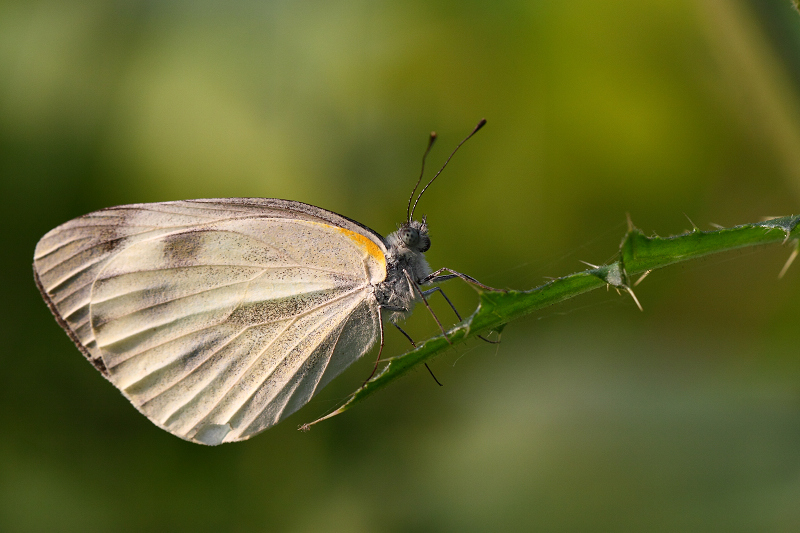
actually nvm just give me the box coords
[422,286,462,320]
[370,306,442,386]
[368,303,408,385]
[404,270,452,346]
[390,321,442,386]
[392,321,416,347]
[422,285,501,345]
[363,313,388,385]
[421,268,505,292]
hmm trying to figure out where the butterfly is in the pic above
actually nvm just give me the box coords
[33,120,492,445]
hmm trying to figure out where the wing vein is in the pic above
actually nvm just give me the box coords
[239,296,362,433]
[34,235,94,261]
[308,300,361,398]
[94,269,270,324]
[90,264,360,298]
[104,257,268,365]
[208,287,367,431]
[44,223,159,236]
[199,318,298,423]
[140,325,251,411]
[53,276,96,305]
[107,320,237,368]
[170,202,268,215]
[44,255,108,291]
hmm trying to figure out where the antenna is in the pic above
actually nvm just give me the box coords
[409,118,486,221]
[407,132,437,222]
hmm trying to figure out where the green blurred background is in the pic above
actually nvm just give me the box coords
[3,1,800,531]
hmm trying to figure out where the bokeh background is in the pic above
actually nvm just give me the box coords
[3,1,800,531]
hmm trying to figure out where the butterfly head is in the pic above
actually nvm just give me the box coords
[388,217,430,255]
[397,218,430,252]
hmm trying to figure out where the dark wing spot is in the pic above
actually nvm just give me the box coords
[162,231,205,266]
[99,236,125,254]
[90,220,131,254]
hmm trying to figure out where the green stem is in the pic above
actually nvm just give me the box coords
[300,214,800,429]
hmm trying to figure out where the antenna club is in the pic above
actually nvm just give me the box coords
[475,118,487,132]
[427,132,437,149]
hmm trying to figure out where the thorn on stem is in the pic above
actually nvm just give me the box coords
[626,287,644,311]
[779,243,798,279]
[683,213,699,232]
[634,270,652,287]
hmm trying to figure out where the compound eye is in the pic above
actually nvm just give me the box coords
[418,236,431,252]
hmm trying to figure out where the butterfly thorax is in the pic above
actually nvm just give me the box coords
[377,220,432,322]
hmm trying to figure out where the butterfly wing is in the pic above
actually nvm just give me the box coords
[34,199,388,444]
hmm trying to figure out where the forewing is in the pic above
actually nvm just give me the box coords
[33,199,386,369]
[34,202,386,444]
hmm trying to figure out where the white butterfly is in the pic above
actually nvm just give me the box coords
[33,121,490,445]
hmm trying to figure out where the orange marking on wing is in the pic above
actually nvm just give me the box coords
[332,227,386,269]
